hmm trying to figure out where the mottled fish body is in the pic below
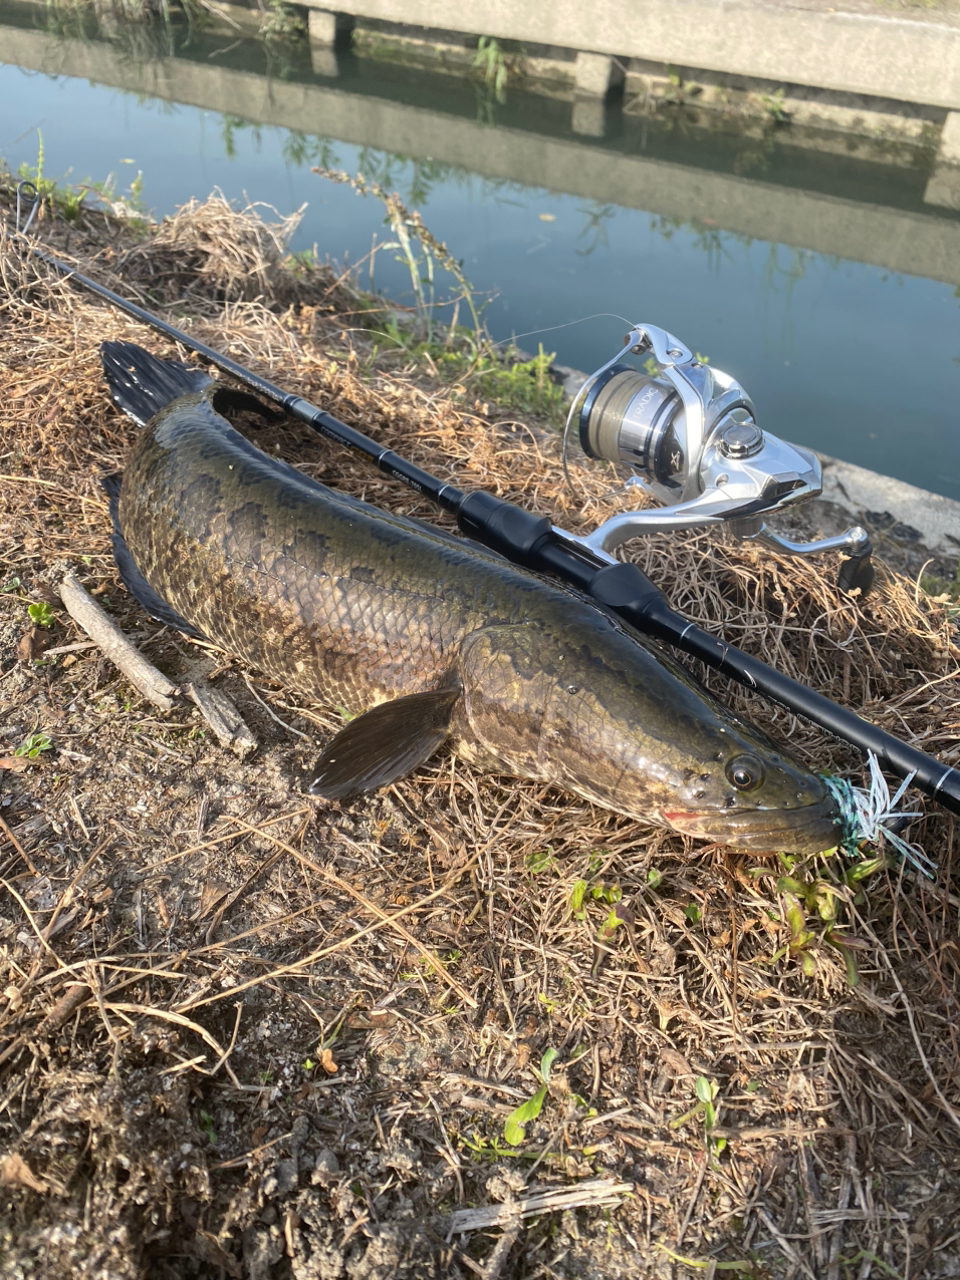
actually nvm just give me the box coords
[101,341,839,853]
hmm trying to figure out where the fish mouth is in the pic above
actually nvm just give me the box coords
[663,793,842,855]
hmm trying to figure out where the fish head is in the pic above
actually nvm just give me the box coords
[458,618,840,855]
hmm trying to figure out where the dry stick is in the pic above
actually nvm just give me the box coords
[0,960,185,1071]
[756,1207,818,1280]
[184,680,258,757]
[146,807,310,871]
[241,673,310,739]
[34,983,92,1037]
[204,849,284,947]
[447,1179,633,1234]
[104,1001,245,1090]
[0,813,39,875]
[482,1221,523,1280]
[0,982,93,1072]
[59,572,177,711]
[0,875,65,967]
[227,816,477,1009]
[58,571,257,750]
[882,956,960,1139]
[675,1151,709,1247]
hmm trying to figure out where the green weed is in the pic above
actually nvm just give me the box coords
[526,847,557,874]
[460,1130,535,1161]
[198,1110,217,1144]
[316,169,568,421]
[472,37,515,100]
[260,0,306,41]
[504,1047,559,1145]
[759,88,790,123]
[670,1075,727,1160]
[750,852,877,985]
[657,1245,759,1275]
[318,167,482,344]
[28,601,56,629]
[15,734,53,759]
[16,131,86,221]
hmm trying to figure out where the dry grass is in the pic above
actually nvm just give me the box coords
[1,188,959,1280]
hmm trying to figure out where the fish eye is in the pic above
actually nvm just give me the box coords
[725,754,765,791]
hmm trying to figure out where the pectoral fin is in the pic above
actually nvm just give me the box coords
[308,683,461,800]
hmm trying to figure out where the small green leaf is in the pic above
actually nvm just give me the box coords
[684,903,702,925]
[786,904,807,939]
[695,1076,715,1106]
[776,875,807,895]
[569,880,587,915]
[527,848,555,874]
[539,1047,560,1084]
[598,907,624,939]
[504,1085,548,1146]
[28,601,55,628]
[646,867,663,889]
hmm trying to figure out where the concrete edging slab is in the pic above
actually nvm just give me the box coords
[310,0,960,111]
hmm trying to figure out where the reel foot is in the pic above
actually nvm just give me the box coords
[838,553,875,596]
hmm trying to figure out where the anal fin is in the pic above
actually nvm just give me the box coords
[308,682,461,800]
[101,474,207,640]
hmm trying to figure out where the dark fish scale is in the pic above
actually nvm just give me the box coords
[109,366,841,853]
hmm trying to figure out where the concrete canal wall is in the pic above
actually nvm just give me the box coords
[306,0,960,112]
[301,0,960,196]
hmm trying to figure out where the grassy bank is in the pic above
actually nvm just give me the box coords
[1,182,959,1279]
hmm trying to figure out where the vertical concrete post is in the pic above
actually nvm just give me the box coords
[307,9,354,76]
[574,52,623,98]
[571,51,624,137]
[924,111,960,209]
[307,9,354,46]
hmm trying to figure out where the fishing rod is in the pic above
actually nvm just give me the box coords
[12,181,960,817]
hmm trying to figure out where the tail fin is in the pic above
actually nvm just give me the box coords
[101,340,213,427]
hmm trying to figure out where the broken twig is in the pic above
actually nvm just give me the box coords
[448,1179,633,1234]
[58,572,257,754]
[59,572,177,711]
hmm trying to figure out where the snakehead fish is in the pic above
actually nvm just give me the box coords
[99,341,839,854]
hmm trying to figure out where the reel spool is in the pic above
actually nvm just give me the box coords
[563,323,874,594]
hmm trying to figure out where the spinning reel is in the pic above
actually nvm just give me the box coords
[563,323,874,593]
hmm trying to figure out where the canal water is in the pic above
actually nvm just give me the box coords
[2,2,960,500]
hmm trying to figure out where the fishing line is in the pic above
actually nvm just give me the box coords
[10,181,960,843]
[823,756,934,879]
[486,312,636,352]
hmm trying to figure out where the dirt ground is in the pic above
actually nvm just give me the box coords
[1,187,960,1280]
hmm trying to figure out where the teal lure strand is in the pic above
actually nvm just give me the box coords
[822,753,935,879]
